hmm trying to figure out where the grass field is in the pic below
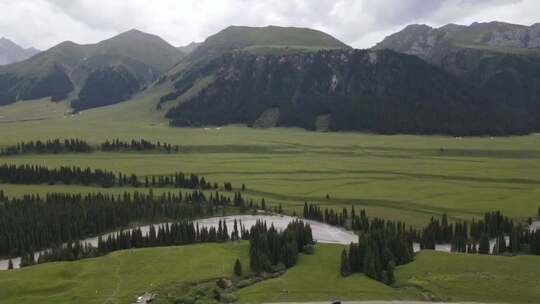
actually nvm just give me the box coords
[1,98,540,227]
[0,243,249,304]
[241,247,540,304]
[395,251,540,303]
[1,243,539,304]
[238,244,417,303]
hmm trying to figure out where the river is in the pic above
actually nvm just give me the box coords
[0,214,357,270]
[1,215,535,270]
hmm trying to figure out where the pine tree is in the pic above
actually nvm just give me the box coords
[365,258,378,280]
[234,259,242,276]
[479,234,490,254]
[385,261,395,285]
[340,249,350,277]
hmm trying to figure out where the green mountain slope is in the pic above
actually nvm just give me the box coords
[165,25,350,78]
[164,49,525,135]
[188,25,349,60]
[0,29,184,109]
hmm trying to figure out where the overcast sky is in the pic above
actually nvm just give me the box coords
[1,0,538,50]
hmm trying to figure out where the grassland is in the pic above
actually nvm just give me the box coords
[395,251,540,303]
[1,98,540,227]
[0,243,249,304]
[1,243,539,304]
[238,244,416,303]
[241,247,540,304]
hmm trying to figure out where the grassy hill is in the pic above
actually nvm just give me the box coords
[395,250,540,303]
[1,243,539,303]
[187,25,349,60]
[0,243,248,304]
[0,30,184,109]
[165,25,349,79]
[238,244,415,302]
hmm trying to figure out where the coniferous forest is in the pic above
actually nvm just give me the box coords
[0,189,254,257]
[248,219,314,273]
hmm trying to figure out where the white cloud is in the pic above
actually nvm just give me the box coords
[0,0,536,50]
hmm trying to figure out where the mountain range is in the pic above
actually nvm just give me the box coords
[0,37,40,65]
[0,29,184,109]
[1,22,539,135]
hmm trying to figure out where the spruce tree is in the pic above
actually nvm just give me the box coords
[340,249,350,277]
[479,234,490,254]
[385,261,396,285]
[234,259,242,276]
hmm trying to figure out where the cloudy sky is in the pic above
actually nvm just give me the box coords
[1,0,538,50]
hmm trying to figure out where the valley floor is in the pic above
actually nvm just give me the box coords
[1,98,540,227]
[1,98,540,303]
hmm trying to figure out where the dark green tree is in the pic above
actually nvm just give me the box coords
[479,234,490,254]
[234,259,242,276]
[340,249,350,277]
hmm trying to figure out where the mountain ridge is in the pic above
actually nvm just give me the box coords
[0,37,40,65]
[0,29,184,109]
[185,25,350,63]
[373,21,540,132]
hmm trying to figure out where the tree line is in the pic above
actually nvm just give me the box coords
[304,202,540,256]
[0,138,181,156]
[100,138,179,153]
[0,189,255,257]
[0,139,91,156]
[20,219,253,267]
[419,211,540,255]
[0,164,222,190]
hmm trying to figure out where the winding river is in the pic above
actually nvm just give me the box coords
[0,214,357,270]
[1,216,538,270]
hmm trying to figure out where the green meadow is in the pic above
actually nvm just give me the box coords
[1,243,539,304]
[1,96,540,227]
[1,97,540,303]
[0,243,249,304]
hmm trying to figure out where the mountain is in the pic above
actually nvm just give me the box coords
[164,49,524,135]
[162,25,351,101]
[374,22,540,72]
[373,22,540,129]
[178,42,202,54]
[0,37,40,65]
[178,25,349,67]
[0,29,184,109]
